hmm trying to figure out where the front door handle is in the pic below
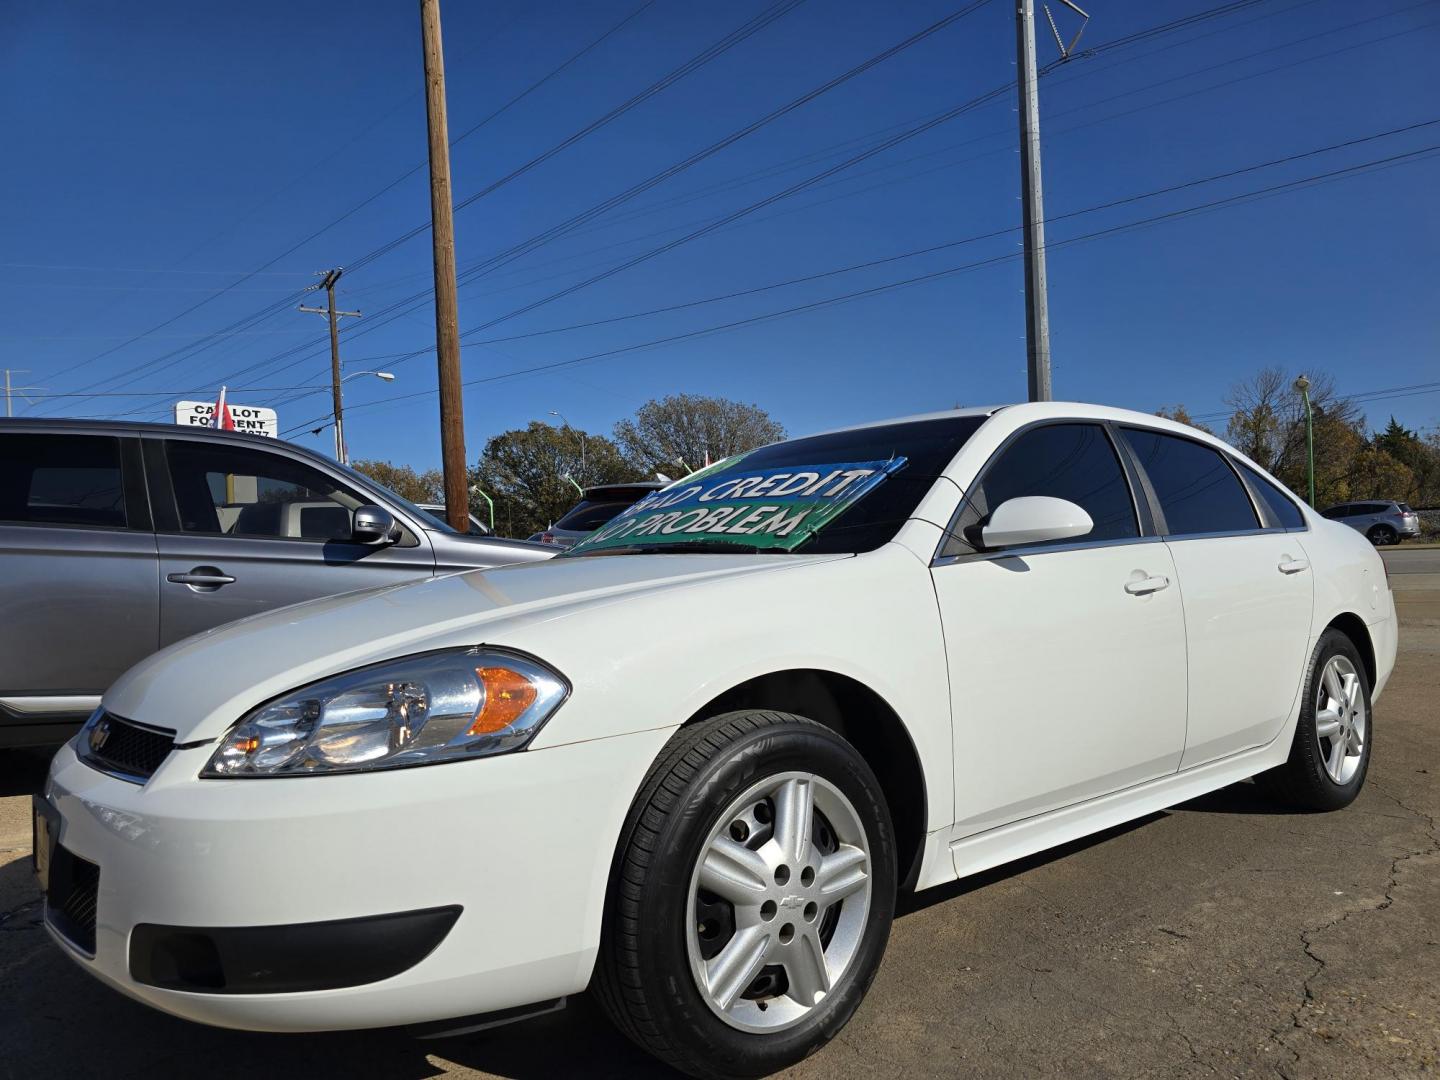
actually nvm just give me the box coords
[167,567,235,589]
[1125,574,1170,596]
[1278,557,1310,575]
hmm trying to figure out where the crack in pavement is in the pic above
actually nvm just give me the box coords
[1270,780,1440,1073]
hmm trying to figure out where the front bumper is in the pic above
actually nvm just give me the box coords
[38,725,672,1031]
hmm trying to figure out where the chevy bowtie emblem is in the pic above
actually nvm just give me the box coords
[89,717,112,753]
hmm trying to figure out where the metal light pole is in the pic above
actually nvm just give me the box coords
[549,410,586,484]
[307,372,396,463]
[1014,0,1088,402]
[470,485,495,533]
[1295,374,1315,507]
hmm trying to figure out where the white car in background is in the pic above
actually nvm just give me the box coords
[35,402,1395,1079]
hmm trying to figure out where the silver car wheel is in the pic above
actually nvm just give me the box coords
[1314,654,1366,784]
[685,771,872,1033]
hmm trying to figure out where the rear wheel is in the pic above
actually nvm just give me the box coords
[1257,628,1371,811]
[1366,524,1397,546]
[596,711,896,1079]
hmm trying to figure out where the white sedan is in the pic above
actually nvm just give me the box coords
[35,402,1396,1078]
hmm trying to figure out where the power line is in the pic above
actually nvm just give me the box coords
[128,0,1000,410]
[258,0,1430,399]
[41,0,801,413]
[79,0,1434,420]
[273,141,1440,436]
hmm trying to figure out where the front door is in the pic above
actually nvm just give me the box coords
[147,436,435,646]
[931,422,1189,837]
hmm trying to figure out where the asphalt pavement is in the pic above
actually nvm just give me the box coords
[1,547,1436,1079]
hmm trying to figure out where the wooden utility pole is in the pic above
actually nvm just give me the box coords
[419,0,469,532]
[298,269,359,462]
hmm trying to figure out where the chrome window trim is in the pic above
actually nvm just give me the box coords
[932,533,1164,568]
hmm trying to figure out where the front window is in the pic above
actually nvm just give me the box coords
[563,416,985,556]
[166,441,368,541]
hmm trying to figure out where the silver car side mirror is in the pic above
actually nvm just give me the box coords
[352,505,398,545]
[981,496,1093,550]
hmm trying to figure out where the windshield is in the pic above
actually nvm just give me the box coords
[562,415,986,557]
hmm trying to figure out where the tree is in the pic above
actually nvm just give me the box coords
[350,460,443,504]
[1154,405,1214,434]
[1222,368,1360,502]
[614,394,785,476]
[1372,417,1439,504]
[470,421,639,539]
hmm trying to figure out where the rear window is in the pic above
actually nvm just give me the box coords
[0,433,127,528]
[555,498,638,532]
[1120,428,1259,537]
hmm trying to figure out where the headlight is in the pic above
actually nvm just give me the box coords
[201,648,568,778]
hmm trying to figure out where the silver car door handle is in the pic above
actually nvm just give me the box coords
[1124,574,1170,596]
[167,568,236,587]
[1278,558,1310,575]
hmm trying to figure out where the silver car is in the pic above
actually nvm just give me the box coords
[0,418,552,748]
[1319,499,1421,545]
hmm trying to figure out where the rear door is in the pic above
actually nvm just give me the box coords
[0,432,158,723]
[1117,427,1314,769]
[146,436,436,646]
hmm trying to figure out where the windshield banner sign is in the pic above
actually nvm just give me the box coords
[568,459,907,554]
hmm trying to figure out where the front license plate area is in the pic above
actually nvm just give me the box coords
[32,795,60,894]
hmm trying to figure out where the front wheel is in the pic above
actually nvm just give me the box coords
[596,711,897,1079]
[1256,628,1372,811]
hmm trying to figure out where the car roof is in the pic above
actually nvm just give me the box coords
[803,401,1224,446]
[582,481,666,497]
[0,416,336,464]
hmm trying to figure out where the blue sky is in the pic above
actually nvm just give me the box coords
[2,0,1437,467]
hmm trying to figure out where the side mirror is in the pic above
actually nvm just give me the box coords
[352,505,398,544]
[980,496,1093,550]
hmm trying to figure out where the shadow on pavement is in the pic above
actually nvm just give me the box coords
[0,777,1293,1079]
[0,747,56,797]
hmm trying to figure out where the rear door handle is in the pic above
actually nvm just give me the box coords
[167,567,235,588]
[1124,574,1170,596]
[1278,558,1310,575]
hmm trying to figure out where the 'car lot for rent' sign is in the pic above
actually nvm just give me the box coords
[174,401,279,437]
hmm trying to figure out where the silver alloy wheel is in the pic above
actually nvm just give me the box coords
[1315,654,1366,784]
[685,771,872,1033]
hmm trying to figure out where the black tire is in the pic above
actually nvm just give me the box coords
[1256,628,1372,811]
[595,711,897,1079]
[1366,524,1397,546]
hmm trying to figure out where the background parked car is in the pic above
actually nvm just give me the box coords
[528,480,666,548]
[0,418,552,748]
[1319,500,1420,545]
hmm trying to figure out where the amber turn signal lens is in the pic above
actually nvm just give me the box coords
[234,735,260,754]
[468,667,538,735]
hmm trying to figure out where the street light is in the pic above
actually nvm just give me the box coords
[1294,373,1315,508]
[331,371,396,464]
[549,409,586,484]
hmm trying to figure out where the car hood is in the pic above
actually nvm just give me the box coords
[105,553,843,741]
